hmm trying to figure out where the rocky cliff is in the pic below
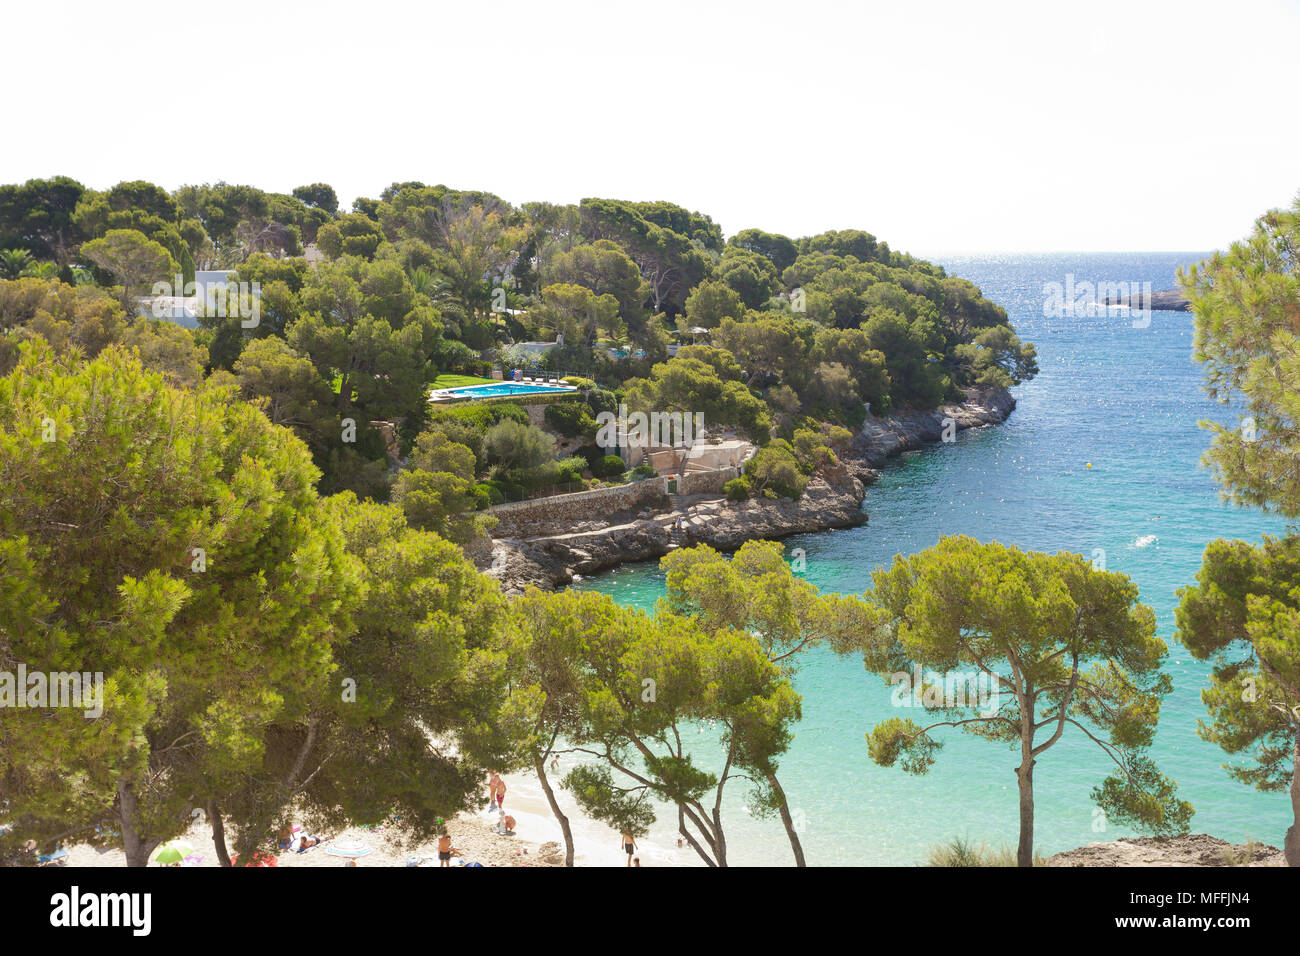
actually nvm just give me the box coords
[848,386,1016,468]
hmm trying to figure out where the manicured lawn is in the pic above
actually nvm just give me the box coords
[431,374,493,388]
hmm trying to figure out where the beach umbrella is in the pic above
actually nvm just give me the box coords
[150,840,195,865]
[326,840,373,859]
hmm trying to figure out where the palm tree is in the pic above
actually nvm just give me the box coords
[0,247,34,280]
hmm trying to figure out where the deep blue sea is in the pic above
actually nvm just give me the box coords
[576,253,1294,866]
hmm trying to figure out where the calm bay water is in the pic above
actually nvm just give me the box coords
[576,252,1294,866]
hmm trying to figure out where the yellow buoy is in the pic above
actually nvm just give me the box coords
[1086,462,1092,469]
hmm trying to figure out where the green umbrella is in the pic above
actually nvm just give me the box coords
[150,840,196,865]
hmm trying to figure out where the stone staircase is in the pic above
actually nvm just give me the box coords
[662,493,728,549]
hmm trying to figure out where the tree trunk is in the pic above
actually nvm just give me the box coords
[766,769,806,867]
[534,756,575,867]
[1015,758,1035,868]
[1285,727,1300,868]
[711,803,728,867]
[677,805,717,867]
[116,778,156,868]
[209,800,232,868]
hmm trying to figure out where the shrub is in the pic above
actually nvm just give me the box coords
[584,386,618,417]
[575,444,606,470]
[925,836,1043,868]
[545,401,598,439]
[477,481,504,506]
[562,375,596,389]
[724,476,751,501]
[556,455,588,484]
[744,440,807,500]
[484,478,525,503]
[468,483,493,510]
[630,463,657,481]
[792,427,834,473]
[430,401,528,431]
[484,419,557,475]
[592,454,627,480]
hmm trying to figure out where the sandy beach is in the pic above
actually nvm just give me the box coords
[52,764,690,868]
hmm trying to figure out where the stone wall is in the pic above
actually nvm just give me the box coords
[488,464,743,538]
[676,466,740,496]
[489,478,669,538]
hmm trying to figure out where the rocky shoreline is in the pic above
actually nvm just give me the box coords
[1046,834,1284,867]
[485,386,1016,593]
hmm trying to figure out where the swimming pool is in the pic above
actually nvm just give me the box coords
[430,381,578,401]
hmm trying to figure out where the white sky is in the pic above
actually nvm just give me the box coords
[4,0,1298,254]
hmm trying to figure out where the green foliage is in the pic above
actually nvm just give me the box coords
[1175,535,1300,860]
[316,213,383,259]
[292,183,339,216]
[556,455,588,484]
[862,535,1191,866]
[544,400,598,439]
[592,454,627,480]
[563,764,655,837]
[791,427,837,473]
[0,176,86,263]
[391,430,494,547]
[0,340,353,863]
[508,587,797,866]
[744,440,807,499]
[483,418,558,486]
[724,475,751,501]
[1182,196,1300,516]
[716,247,780,309]
[658,541,876,862]
[80,228,178,309]
[729,228,798,272]
[685,279,745,328]
[624,355,771,444]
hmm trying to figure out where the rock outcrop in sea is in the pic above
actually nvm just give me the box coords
[1101,288,1191,311]
[1046,833,1283,867]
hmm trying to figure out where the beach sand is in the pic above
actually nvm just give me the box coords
[55,764,690,868]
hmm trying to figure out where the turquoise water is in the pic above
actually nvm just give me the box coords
[575,253,1296,866]
[444,382,576,397]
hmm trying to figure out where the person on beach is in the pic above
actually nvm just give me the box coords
[633,857,641,867]
[621,830,637,866]
[488,772,506,811]
[438,831,454,867]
